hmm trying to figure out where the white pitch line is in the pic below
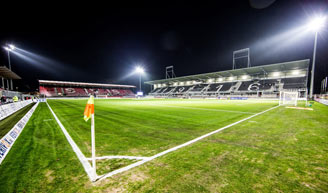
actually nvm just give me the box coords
[86,155,150,161]
[46,102,97,181]
[97,105,279,181]
[148,103,256,114]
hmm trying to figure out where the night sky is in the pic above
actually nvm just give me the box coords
[0,0,327,93]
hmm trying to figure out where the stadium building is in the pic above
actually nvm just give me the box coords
[0,66,23,101]
[146,59,309,99]
[39,80,136,98]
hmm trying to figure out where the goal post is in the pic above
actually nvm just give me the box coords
[279,91,299,106]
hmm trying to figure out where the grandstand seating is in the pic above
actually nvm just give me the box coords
[64,88,87,96]
[150,87,162,94]
[205,82,235,93]
[162,87,176,94]
[56,87,64,95]
[148,76,307,97]
[172,86,192,94]
[40,86,57,97]
[282,77,306,89]
[97,89,107,95]
[238,79,278,91]
[40,86,134,97]
[188,84,206,92]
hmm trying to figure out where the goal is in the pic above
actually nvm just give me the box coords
[279,91,299,106]
[96,95,108,99]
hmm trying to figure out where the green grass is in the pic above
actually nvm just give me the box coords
[0,99,327,192]
[0,103,35,138]
[94,159,138,176]
[0,103,89,193]
[47,99,277,157]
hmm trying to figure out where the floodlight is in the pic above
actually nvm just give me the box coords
[135,66,144,74]
[3,47,10,51]
[9,44,15,50]
[292,70,300,75]
[218,78,223,82]
[241,75,248,80]
[272,72,280,77]
[228,76,234,80]
[308,16,326,32]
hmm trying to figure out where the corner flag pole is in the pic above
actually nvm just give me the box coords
[91,113,96,179]
[83,95,96,180]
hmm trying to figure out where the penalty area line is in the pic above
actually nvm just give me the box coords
[97,105,280,181]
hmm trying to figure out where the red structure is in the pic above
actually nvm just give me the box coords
[39,80,135,97]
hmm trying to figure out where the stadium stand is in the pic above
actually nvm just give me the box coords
[39,86,57,97]
[146,60,310,98]
[281,77,307,89]
[39,80,135,97]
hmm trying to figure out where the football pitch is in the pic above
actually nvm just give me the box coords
[0,99,327,192]
[47,99,277,158]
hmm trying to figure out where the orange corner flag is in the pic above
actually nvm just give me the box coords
[84,95,94,121]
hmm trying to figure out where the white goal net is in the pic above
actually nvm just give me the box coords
[279,91,299,106]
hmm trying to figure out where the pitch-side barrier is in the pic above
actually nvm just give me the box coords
[0,100,34,121]
[0,102,39,164]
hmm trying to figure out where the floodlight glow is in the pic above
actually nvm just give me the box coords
[242,75,248,80]
[3,47,10,51]
[308,16,326,32]
[218,78,223,82]
[228,76,234,80]
[173,82,178,86]
[208,79,213,83]
[272,72,280,77]
[9,44,15,50]
[292,70,300,75]
[135,66,144,74]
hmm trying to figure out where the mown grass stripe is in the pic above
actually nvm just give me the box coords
[97,105,279,181]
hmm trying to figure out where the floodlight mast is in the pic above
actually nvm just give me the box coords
[309,16,325,99]
[232,48,250,70]
[3,44,15,90]
[135,66,144,92]
[309,31,318,100]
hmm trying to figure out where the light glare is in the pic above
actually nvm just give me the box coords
[292,70,300,75]
[308,16,326,32]
[9,44,15,50]
[272,72,280,77]
[135,66,144,74]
